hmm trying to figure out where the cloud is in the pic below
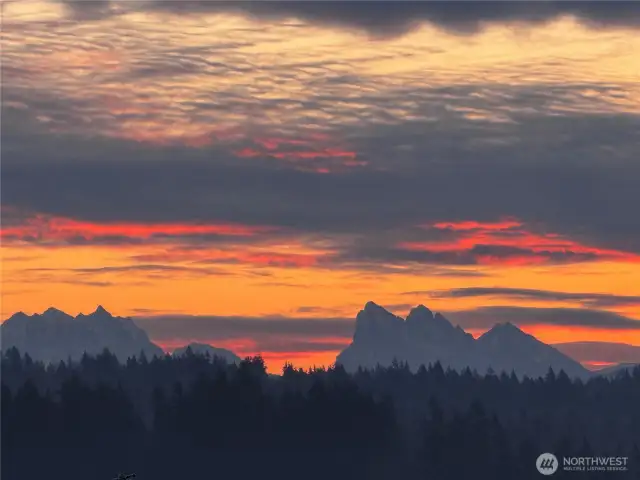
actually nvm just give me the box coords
[326,219,640,268]
[340,244,604,267]
[0,211,276,246]
[4,151,640,271]
[295,306,348,315]
[12,264,226,289]
[428,287,640,308]
[4,142,640,256]
[59,279,116,287]
[552,341,640,364]
[445,306,640,331]
[58,0,114,21]
[133,314,355,345]
[59,1,640,37]
[35,264,224,275]
[3,9,640,271]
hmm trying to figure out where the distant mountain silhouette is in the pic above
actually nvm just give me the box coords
[1,306,163,363]
[172,342,241,364]
[593,362,640,378]
[336,302,589,379]
[552,341,640,366]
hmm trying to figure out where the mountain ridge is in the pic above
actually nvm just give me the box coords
[1,306,163,363]
[336,302,590,379]
[0,303,618,379]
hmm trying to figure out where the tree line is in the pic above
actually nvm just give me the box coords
[2,347,640,479]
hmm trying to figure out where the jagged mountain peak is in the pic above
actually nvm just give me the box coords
[363,301,389,313]
[359,301,401,322]
[406,306,457,333]
[1,305,164,363]
[480,322,527,340]
[337,302,589,379]
[77,305,117,322]
[93,305,110,316]
[44,307,65,315]
[406,305,433,330]
[42,307,74,321]
[6,311,30,322]
[354,302,403,343]
[407,304,433,320]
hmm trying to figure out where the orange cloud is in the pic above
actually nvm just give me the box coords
[582,361,617,371]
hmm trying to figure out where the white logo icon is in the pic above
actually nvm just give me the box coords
[537,453,559,475]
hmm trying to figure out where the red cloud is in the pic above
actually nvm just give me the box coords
[1,213,276,244]
[234,134,365,172]
[432,219,522,231]
[399,220,640,265]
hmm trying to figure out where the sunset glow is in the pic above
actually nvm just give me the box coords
[2,0,639,372]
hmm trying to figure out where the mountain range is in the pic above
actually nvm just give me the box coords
[336,302,590,379]
[1,306,164,363]
[0,305,247,366]
[2,302,635,379]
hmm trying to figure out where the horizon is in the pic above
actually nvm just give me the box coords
[4,301,639,373]
[2,0,640,372]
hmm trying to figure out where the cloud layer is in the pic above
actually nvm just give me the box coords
[429,287,640,308]
[134,306,640,347]
[2,1,639,359]
[446,307,640,331]
[59,1,640,37]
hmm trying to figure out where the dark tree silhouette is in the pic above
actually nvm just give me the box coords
[2,348,640,480]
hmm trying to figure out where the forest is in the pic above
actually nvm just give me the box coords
[2,347,640,480]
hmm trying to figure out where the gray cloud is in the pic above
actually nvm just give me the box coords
[133,314,355,343]
[295,306,346,315]
[59,1,640,37]
[59,0,114,20]
[12,264,225,289]
[3,119,640,254]
[26,264,225,276]
[429,287,640,308]
[334,244,604,267]
[552,341,640,364]
[445,306,640,331]
[3,14,640,269]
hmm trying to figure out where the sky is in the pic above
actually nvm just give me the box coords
[2,0,640,371]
